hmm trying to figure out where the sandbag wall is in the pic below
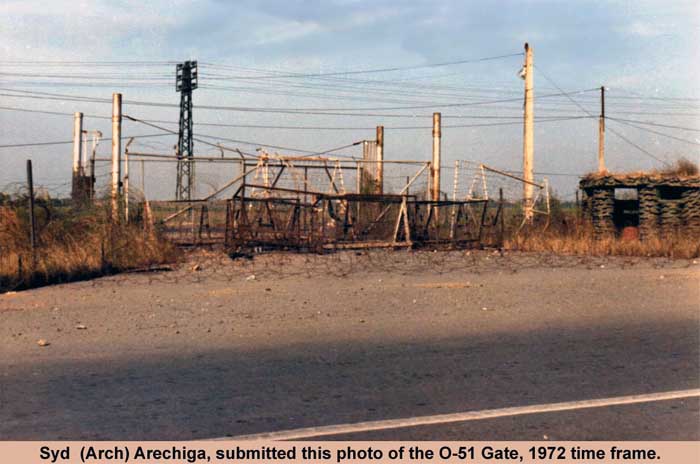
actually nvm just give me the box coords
[580,174,700,239]
[588,187,615,237]
[638,187,660,239]
[682,189,700,235]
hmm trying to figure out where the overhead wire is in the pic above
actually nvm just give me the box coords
[0,86,604,115]
[2,58,695,173]
[605,118,700,147]
[0,104,592,132]
[604,117,700,133]
[534,64,671,166]
[124,114,335,158]
[0,133,173,149]
[199,52,524,80]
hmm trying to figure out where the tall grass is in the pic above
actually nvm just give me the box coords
[508,222,700,259]
[1,201,179,292]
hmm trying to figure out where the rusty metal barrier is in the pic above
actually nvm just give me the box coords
[224,183,499,252]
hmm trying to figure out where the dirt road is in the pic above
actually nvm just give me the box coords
[1,250,698,439]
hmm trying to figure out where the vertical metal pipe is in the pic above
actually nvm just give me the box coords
[355,160,361,220]
[431,112,441,202]
[111,93,122,221]
[499,188,505,248]
[72,112,83,175]
[81,130,88,173]
[124,146,129,223]
[26,160,36,257]
[598,86,606,173]
[522,43,535,221]
[141,159,146,198]
[360,141,368,193]
[376,126,384,194]
[89,130,101,201]
[303,166,309,216]
[240,160,246,200]
[72,112,83,200]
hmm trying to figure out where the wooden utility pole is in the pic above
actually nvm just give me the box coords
[522,43,534,222]
[376,125,384,194]
[71,112,83,200]
[111,93,122,221]
[431,112,442,202]
[26,160,37,259]
[598,86,606,173]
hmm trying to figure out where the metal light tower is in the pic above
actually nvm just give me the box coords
[175,60,198,201]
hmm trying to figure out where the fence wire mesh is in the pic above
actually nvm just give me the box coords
[64,154,552,248]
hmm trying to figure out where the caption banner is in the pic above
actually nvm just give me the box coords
[1,441,696,464]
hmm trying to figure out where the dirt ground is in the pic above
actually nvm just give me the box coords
[1,249,698,439]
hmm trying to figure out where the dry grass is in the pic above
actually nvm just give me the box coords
[582,157,700,182]
[0,203,179,292]
[661,157,699,177]
[508,224,700,259]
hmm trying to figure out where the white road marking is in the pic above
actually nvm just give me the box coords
[220,388,700,440]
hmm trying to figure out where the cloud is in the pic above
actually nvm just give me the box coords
[1,0,191,60]
[246,18,323,46]
[2,0,699,198]
[619,20,669,38]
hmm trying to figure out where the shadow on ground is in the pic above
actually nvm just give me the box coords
[1,318,698,440]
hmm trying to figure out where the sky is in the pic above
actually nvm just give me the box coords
[1,0,699,200]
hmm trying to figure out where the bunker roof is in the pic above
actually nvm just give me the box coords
[580,172,700,189]
[580,159,700,189]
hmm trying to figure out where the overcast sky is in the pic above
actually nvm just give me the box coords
[1,0,698,200]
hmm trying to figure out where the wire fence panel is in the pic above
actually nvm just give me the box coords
[143,155,552,249]
[4,152,552,250]
[444,159,552,231]
[221,156,501,251]
[150,200,229,245]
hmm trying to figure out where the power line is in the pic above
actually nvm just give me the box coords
[0,86,599,113]
[191,132,356,156]
[0,72,171,80]
[200,71,527,98]
[608,87,700,102]
[199,61,697,110]
[1,58,583,115]
[2,88,697,119]
[605,117,700,133]
[194,63,542,104]
[606,124,671,166]
[606,118,700,147]
[123,114,367,159]
[199,53,523,80]
[0,133,173,149]
[196,76,700,110]
[0,60,177,66]
[534,64,671,166]
[197,83,505,108]
[0,106,110,119]
[201,61,530,93]
[0,104,590,130]
[3,60,697,106]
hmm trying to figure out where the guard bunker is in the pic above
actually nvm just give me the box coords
[580,170,700,238]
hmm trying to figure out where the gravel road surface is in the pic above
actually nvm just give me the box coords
[1,250,698,439]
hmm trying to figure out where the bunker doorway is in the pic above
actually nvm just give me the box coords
[613,188,640,231]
